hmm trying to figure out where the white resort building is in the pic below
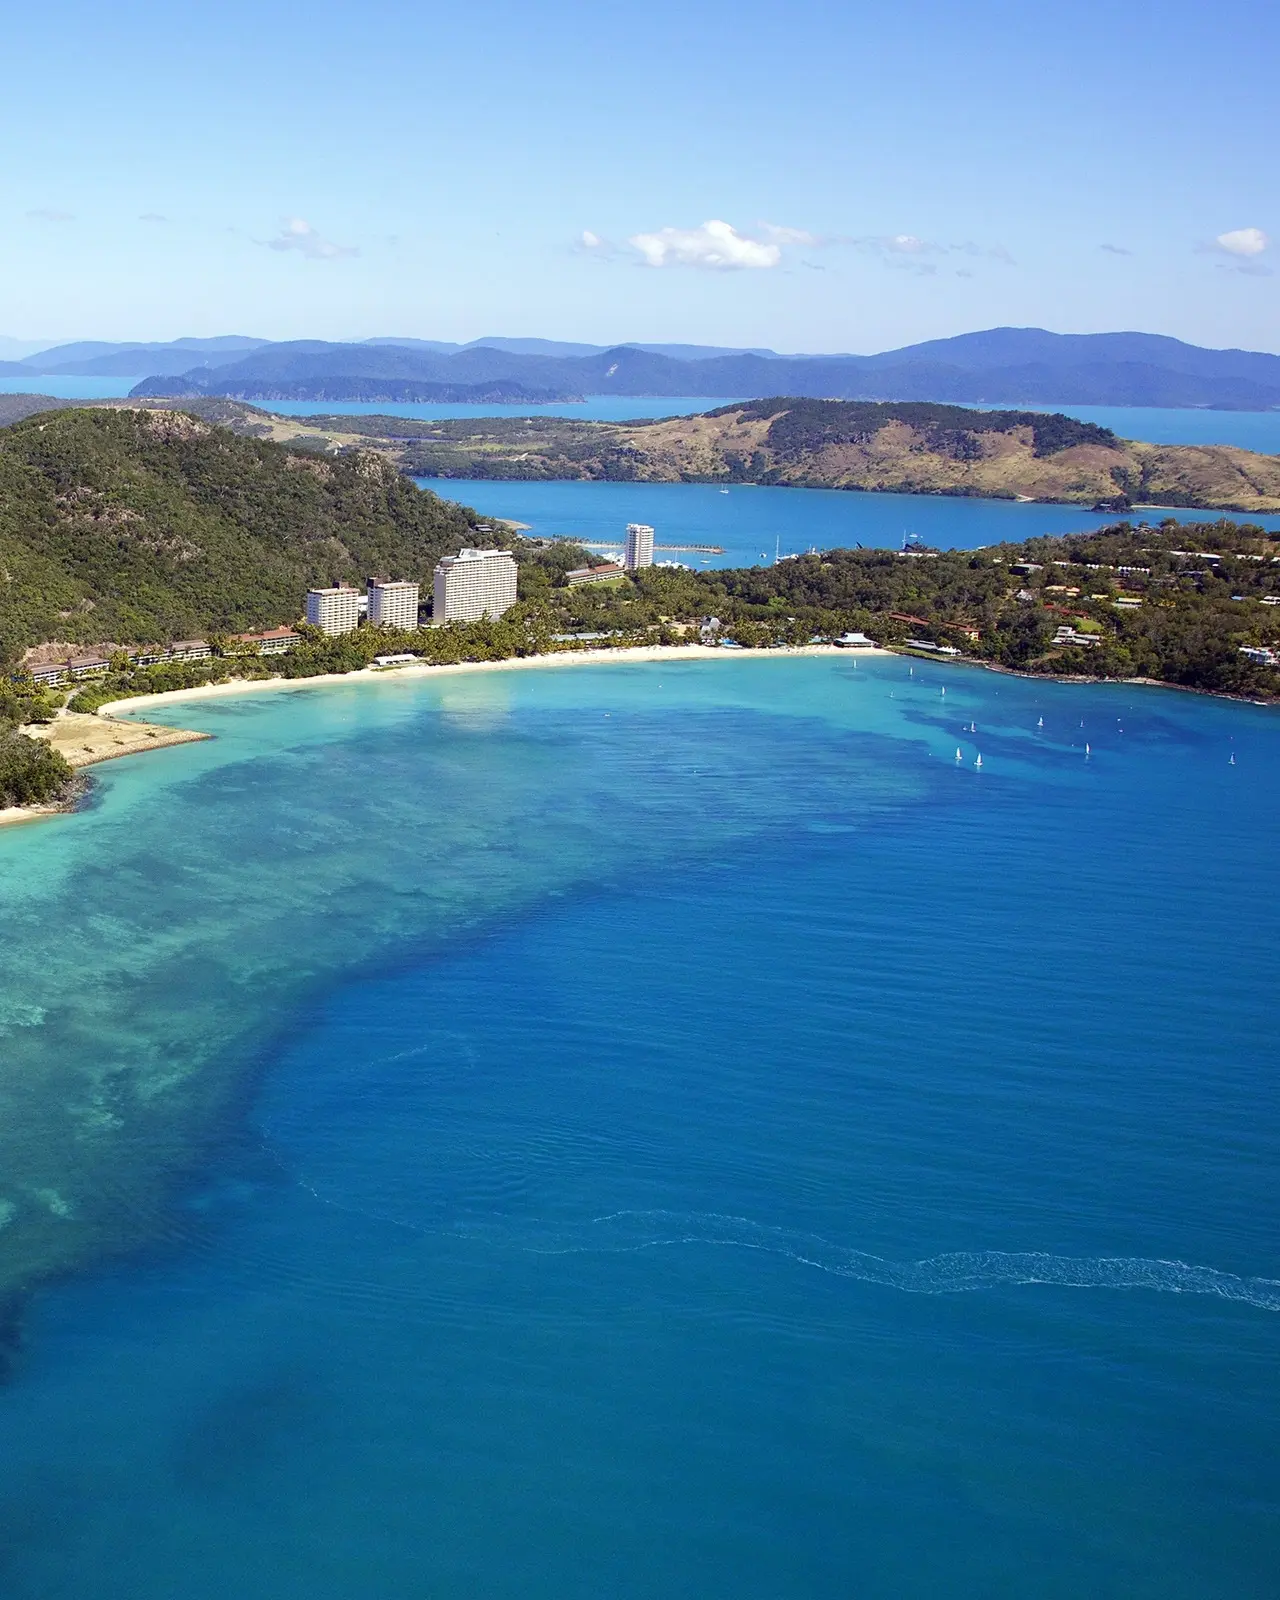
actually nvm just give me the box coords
[367,579,420,631]
[433,548,519,623]
[305,584,362,636]
[624,523,655,572]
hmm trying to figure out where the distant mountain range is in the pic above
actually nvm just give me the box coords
[3,328,1280,410]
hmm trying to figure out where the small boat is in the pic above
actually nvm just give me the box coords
[1037,716,1043,728]
[968,721,976,733]
[955,747,963,762]
[1085,743,1091,756]
[1229,753,1236,766]
[974,753,983,768]
[720,488,730,494]
[941,687,946,697]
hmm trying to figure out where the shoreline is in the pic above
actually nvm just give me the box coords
[0,717,212,830]
[5,637,1273,833]
[93,638,1279,725]
[94,642,879,718]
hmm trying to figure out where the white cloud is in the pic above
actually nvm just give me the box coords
[264,217,357,261]
[575,229,621,261]
[1100,243,1132,256]
[851,234,1013,273]
[759,223,820,247]
[139,212,169,224]
[26,207,74,222]
[1215,227,1268,257]
[628,219,785,270]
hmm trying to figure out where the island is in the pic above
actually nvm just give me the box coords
[2,404,1277,820]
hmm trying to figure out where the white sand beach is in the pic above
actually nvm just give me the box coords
[94,642,888,719]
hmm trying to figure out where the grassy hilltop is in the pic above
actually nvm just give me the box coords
[0,407,492,662]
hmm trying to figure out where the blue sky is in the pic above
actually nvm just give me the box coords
[1,0,1275,352]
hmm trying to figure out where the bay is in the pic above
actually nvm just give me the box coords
[421,477,1280,566]
[0,657,1277,1598]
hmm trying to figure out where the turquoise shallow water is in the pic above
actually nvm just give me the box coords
[0,658,1278,1597]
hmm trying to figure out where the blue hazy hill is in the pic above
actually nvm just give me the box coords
[7,328,1277,408]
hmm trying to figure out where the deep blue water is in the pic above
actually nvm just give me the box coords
[425,477,1280,566]
[0,374,149,398]
[294,397,1280,453]
[0,657,1277,1598]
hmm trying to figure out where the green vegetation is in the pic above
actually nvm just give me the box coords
[526,518,1280,697]
[0,406,497,664]
[0,732,74,808]
[0,684,73,808]
[37,520,1279,712]
[65,613,561,713]
[709,398,1118,458]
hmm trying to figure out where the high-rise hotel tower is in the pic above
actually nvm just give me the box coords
[624,523,655,571]
[432,548,519,623]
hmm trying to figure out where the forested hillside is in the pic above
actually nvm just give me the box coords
[0,407,491,661]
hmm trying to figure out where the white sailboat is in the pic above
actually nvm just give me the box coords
[1037,716,1043,728]
[955,747,963,762]
[974,753,983,768]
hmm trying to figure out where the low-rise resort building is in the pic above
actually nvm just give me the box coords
[566,563,627,586]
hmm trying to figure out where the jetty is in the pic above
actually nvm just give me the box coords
[572,539,725,555]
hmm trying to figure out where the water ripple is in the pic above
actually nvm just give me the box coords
[276,1166,1280,1313]
[467,1209,1280,1310]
